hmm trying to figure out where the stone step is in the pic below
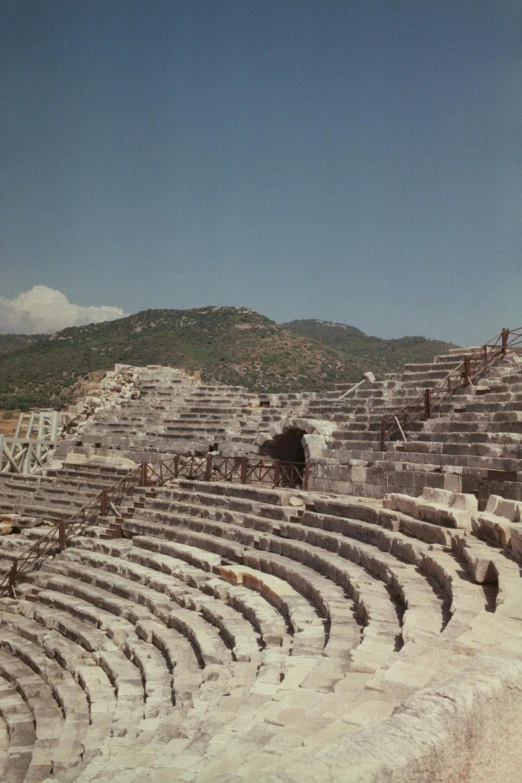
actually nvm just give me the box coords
[122,514,401,674]
[0,628,91,773]
[170,502,448,644]
[0,649,68,782]
[33,586,200,714]
[64,544,261,664]
[122,535,292,649]
[39,557,235,671]
[0,675,36,783]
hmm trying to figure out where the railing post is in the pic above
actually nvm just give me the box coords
[424,389,432,419]
[174,454,179,478]
[463,356,471,386]
[240,456,248,484]
[380,419,386,452]
[205,454,213,482]
[100,489,109,516]
[304,461,310,491]
[8,558,17,598]
[140,462,148,487]
[501,328,509,355]
[58,521,66,551]
[274,460,281,488]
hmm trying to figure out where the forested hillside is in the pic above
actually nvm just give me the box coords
[0,308,457,410]
[283,319,457,375]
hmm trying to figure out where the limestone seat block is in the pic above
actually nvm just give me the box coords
[384,487,477,529]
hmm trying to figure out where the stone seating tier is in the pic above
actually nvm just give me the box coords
[62,367,314,463]
[0,475,521,780]
[311,354,522,500]
[1,353,522,778]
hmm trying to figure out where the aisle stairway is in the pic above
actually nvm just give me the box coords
[311,350,522,501]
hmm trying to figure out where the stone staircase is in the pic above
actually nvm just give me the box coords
[310,350,522,502]
[59,367,316,464]
[57,366,196,461]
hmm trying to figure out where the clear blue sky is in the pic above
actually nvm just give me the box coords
[1,1,521,344]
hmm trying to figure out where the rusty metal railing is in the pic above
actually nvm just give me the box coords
[0,462,143,599]
[142,454,309,490]
[0,455,309,597]
[380,327,522,450]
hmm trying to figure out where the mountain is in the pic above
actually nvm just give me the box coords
[282,319,457,375]
[0,307,366,410]
[0,308,457,411]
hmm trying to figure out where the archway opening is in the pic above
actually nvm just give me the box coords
[260,429,306,485]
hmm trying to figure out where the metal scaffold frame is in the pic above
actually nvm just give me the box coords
[0,411,59,475]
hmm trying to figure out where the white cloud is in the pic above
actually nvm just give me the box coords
[0,286,127,334]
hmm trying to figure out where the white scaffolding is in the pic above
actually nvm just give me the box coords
[0,411,59,475]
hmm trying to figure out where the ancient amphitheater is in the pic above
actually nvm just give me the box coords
[1,330,522,782]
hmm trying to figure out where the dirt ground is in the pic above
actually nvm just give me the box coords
[0,414,18,438]
[0,412,21,437]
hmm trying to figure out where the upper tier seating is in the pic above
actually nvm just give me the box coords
[53,347,522,504]
[58,365,314,462]
[310,350,522,501]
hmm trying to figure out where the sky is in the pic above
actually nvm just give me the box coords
[1,1,521,343]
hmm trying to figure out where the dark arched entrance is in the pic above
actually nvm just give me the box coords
[260,428,306,485]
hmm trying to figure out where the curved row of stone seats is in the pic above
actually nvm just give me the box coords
[468,494,522,563]
[120,480,484,694]
[0,599,122,783]
[93,484,522,778]
[383,487,478,530]
[0,534,264,781]
[16,513,344,778]
[0,673,34,782]
[46,486,413,776]
[125,480,490,641]
[0,473,522,778]
[382,488,522,609]
[168,482,522,782]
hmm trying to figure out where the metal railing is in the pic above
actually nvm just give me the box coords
[142,454,309,489]
[0,462,143,598]
[380,327,522,450]
[0,455,309,597]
